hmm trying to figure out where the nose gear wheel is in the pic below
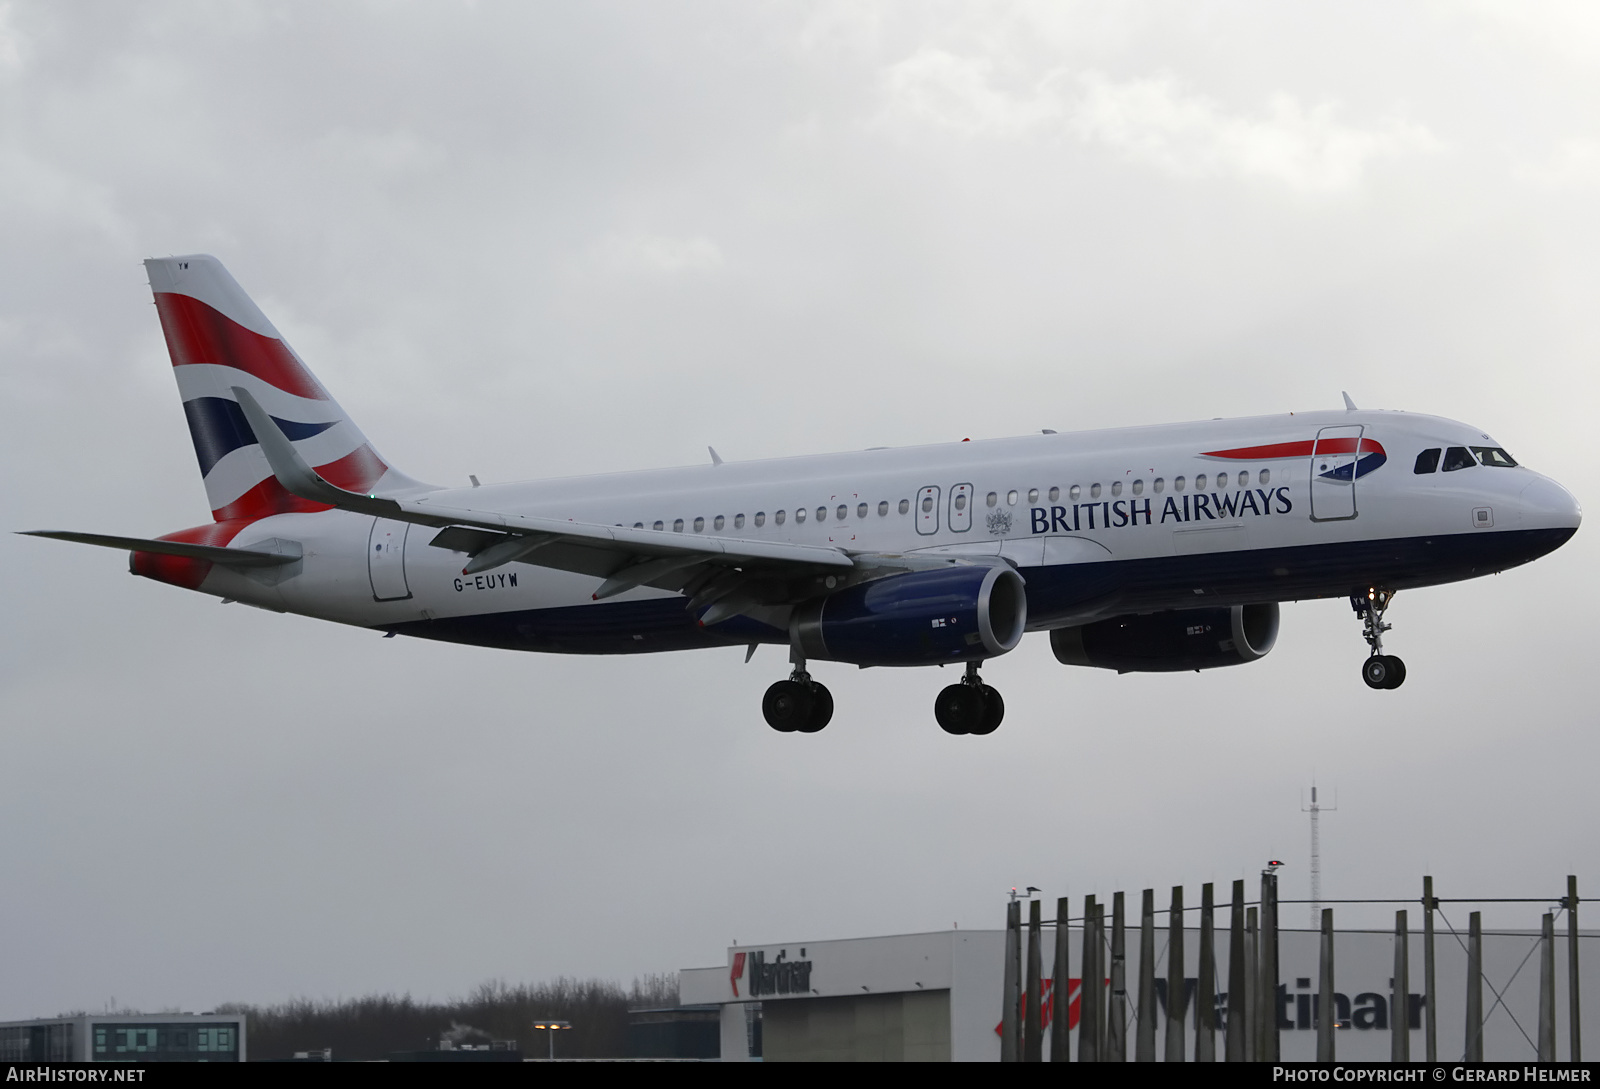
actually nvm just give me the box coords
[1352,589,1406,690]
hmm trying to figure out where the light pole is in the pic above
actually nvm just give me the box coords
[531,1020,571,1060]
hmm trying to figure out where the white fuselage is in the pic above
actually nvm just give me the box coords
[187,408,1580,658]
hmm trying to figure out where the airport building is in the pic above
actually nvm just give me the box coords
[0,1013,245,1063]
[681,925,1597,1061]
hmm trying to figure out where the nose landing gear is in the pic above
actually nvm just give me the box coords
[1352,589,1406,690]
[763,650,834,733]
[935,662,1005,735]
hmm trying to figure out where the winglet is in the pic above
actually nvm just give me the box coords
[232,386,403,518]
[1342,391,1358,412]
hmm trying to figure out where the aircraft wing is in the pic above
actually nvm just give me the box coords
[234,388,907,619]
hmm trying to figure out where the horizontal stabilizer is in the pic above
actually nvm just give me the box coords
[20,530,298,567]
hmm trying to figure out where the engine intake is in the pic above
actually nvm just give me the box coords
[1050,603,1279,673]
[792,565,1027,666]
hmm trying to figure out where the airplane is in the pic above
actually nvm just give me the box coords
[23,256,1582,736]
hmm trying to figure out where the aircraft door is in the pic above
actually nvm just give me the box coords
[948,483,973,532]
[368,517,413,600]
[915,486,940,536]
[1309,425,1363,522]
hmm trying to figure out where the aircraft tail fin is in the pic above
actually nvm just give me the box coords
[144,255,428,523]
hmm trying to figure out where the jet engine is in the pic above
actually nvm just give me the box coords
[791,565,1027,667]
[1049,602,1279,673]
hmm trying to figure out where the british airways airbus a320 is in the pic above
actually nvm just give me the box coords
[25,256,1581,735]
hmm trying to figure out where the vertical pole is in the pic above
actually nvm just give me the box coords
[1465,911,1483,1063]
[1136,889,1156,1062]
[1424,875,1437,1062]
[1569,875,1582,1063]
[1052,895,1070,1063]
[1392,909,1410,1062]
[1109,892,1127,1061]
[1245,906,1259,1061]
[1095,903,1110,1061]
[1259,873,1280,1062]
[1318,908,1336,1063]
[1079,895,1098,1062]
[1026,898,1043,1062]
[1165,885,1186,1061]
[1196,882,1216,1061]
[1539,912,1557,1062]
[1226,879,1246,1062]
[1002,899,1021,1062]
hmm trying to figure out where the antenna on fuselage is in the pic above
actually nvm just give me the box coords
[1342,392,1358,412]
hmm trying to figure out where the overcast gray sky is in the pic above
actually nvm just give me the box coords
[2,1,1596,1018]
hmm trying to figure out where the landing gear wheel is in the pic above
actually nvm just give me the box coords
[763,680,814,732]
[935,684,985,734]
[1352,589,1407,691]
[797,683,833,733]
[970,685,1004,736]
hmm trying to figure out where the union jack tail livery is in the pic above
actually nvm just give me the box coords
[146,255,425,524]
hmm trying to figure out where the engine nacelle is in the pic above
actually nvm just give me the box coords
[792,565,1027,667]
[1050,603,1280,673]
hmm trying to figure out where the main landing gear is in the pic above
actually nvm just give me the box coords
[1352,588,1407,690]
[935,662,1005,736]
[762,651,833,733]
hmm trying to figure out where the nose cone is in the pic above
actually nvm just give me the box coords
[1519,474,1582,533]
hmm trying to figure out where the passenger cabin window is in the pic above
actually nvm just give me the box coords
[817,506,828,522]
[1174,476,1185,492]
[673,518,685,532]
[795,508,807,523]
[1472,446,1518,468]
[714,515,725,530]
[1132,480,1143,495]
[1090,483,1102,499]
[653,520,664,531]
[878,501,889,516]
[734,514,744,529]
[1259,469,1270,485]
[1070,485,1081,500]
[1414,448,1441,474]
[1195,474,1207,490]
[776,510,786,525]
[1007,489,1018,505]
[1442,447,1476,472]
[899,499,911,515]
[755,512,765,527]
[1153,478,1164,494]
[1049,486,1060,502]
[693,516,705,532]
[836,505,848,520]
[857,503,868,519]
[1110,481,1122,497]
[634,522,644,529]
[954,493,968,511]
[986,492,998,507]
[1028,488,1039,503]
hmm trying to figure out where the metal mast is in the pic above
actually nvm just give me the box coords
[1302,785,1337,928]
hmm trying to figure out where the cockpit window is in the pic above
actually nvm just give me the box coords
[1441,446,1476,472]
[1471,446,1518,468]
[1414,448,1441,474]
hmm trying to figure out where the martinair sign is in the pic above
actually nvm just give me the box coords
[731,948,813,999]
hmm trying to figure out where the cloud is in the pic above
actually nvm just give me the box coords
[588,233,725,275]
[880,49,1442,195]
[1513,138,1600,190]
